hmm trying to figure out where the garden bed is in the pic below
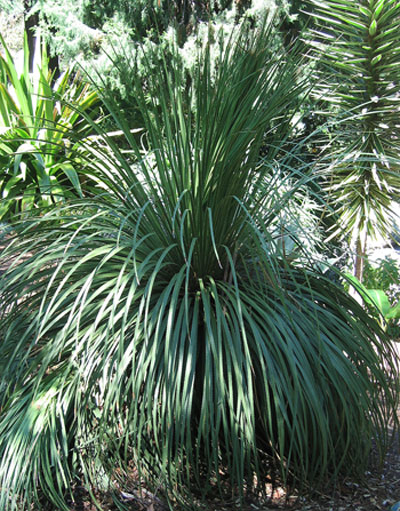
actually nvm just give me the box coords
[54,428,400,510]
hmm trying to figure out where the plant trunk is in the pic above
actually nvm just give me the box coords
[47,36,60,83]
[24,0,38,72]
[354,230,368,283]
[24,1,60,84]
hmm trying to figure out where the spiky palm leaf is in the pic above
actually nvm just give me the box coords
[306,0,400,279]
[0,21,397,510]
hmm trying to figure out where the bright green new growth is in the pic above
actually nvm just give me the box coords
[0,32,98,219]
[0,20,398,510]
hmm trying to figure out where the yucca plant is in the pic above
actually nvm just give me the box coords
[0,20,398,510]
[306,0,400,281]
[0,32,99,220]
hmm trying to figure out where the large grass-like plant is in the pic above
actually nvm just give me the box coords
[0,21,398,510]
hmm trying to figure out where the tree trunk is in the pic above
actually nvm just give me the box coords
[354,230,368,283]
[47,35,60,83]
[24,1,60,84]
[24,0,38,72]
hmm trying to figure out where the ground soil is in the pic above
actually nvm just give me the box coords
[61,420,400,511]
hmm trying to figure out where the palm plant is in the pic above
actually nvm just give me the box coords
[0,21,397,510]
[306,0,400,281]
[0,32,99,220]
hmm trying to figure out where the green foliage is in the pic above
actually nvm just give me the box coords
[364,256,400,297]
[34,0,281,118]
[79,0,249,37]
[0,33,99,220]
[307,0,400,278]
[363,256,400,337]
[0,20,398,510]
[346,270,400,336]
[0,0,23,14]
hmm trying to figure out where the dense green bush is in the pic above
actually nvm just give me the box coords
[19,0,280,120]
[3,1,302,134]
[0,33,99,220]
[0,19,397,510]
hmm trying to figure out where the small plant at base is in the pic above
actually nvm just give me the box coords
[348,256,400,338]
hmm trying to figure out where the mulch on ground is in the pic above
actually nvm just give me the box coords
[62,429,400,511]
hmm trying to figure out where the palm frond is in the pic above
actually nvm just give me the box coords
[306,0,400,247]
